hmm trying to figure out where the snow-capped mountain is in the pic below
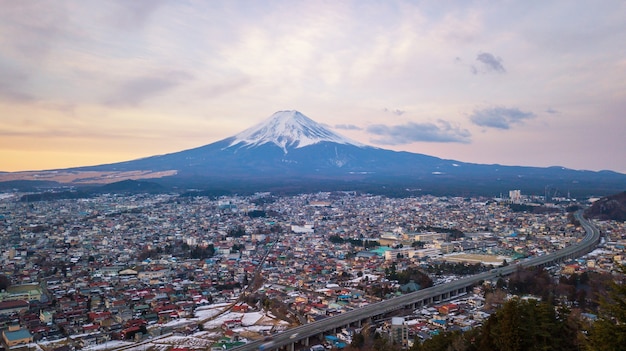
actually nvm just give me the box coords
[12,110,626,197]
[227,110,365,153]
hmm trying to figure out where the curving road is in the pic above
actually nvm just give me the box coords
[232,211,600,351]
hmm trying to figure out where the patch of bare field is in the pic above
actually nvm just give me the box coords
[442,253,508,265]
[0,170,177,184]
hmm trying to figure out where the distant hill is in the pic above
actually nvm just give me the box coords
[0,179,61,191]
[585,191,626,221]
[100,179,165,194]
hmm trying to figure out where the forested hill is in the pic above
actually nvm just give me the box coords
[585,191,626,221]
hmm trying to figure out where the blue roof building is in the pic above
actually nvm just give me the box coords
[2,327,33,348]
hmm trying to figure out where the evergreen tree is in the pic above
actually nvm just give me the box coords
[412,328,480,351]
[0,274,10,290]
[351,333,365,349]
[477,298,578,351]
[490,298,524,351]
[372,332,394,351]
[585,267,626,350]
[412,331,461,351]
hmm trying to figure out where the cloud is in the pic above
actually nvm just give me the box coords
[470,107,535,129]
[0,65,36,103]
[384,108,405,116]
[106,0,169,30]
[202,77,251,99]
[0,89,36,103]
[334,124,362,131]
[0,2,72,58]
[471,52,505,74]
[0,128,133,140]
[367,120,471,145]
[105,71,192,107]
[545,108,559,114]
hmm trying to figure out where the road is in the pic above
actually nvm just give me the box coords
[232,211,600,351]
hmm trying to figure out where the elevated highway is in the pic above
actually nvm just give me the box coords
[232,212,600,351]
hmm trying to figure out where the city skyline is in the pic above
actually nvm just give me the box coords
[1,1,625,173]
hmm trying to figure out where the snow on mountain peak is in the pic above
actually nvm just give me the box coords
[228,110,364,153]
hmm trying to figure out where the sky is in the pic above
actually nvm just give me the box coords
[1,0,625,173]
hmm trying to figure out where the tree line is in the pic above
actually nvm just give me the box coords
[137,240,215,261]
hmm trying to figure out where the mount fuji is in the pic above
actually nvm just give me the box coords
[75,110,456,180]
[4,110,626,196]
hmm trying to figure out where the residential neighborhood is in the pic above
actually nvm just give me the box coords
[1,191,624,351]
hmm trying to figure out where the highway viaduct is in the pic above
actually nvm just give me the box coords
[232,212,601,351]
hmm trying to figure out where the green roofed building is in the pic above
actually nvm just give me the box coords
[371,247,393,257]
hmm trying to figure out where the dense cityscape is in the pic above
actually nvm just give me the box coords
[1,190,625,351]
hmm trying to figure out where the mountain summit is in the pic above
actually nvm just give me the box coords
[227,110,364,153]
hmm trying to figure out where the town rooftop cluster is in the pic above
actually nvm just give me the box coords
[0,191,624,350]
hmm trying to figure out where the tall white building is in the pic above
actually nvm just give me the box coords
[509,190,522,203]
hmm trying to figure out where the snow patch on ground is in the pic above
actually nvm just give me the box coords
[242,311,264,326]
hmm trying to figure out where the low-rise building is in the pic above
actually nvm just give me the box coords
[2,325,33,348]
[0,300,29,315]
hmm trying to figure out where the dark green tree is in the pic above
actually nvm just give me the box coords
[0,274,10,290]
[372,332,394,351]
[411,330,461,351]
[351,333,365,349]
[412,241,425,248]
[477,297,578,351]
[585,267,626,350]
[412,328,480,351]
